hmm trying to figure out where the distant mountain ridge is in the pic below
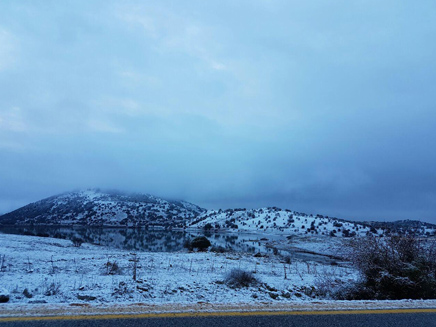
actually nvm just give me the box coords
[0,190,434,237]
[0,189,205,228]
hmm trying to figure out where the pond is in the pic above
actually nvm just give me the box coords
[0,225,287,254]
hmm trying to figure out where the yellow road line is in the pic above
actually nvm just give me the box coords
[1,308,436,323]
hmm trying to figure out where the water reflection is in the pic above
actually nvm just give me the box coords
[0,226,284,253]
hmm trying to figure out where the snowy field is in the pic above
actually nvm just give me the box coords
[0,233,358,306]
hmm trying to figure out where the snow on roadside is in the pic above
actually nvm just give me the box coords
[0,233,358,307]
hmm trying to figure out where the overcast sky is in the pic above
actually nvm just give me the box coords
[1,0,435,223]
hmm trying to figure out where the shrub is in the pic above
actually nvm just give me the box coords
[339,235,436,299]
[203,223,213,231]
[210,245,228,253]
[191,236,211,252]
[112,281,133,296]
[0,288,10,303]
[106,261,121,275]
[71,237,84,247]
[23,288,33,298]
[282,255,292,264]
[225,269,257,288]
[44,282,61,296]
[183,238,193,251]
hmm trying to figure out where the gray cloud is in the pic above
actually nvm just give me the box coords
[0,1,435,223]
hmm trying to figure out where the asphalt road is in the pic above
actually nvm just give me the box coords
[1,310,436,327]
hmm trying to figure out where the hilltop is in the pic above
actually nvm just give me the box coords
[0,189,205,228]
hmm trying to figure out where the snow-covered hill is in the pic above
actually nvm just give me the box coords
[188,207,436,238]
[1,190,434,237]
[0,189,205,228]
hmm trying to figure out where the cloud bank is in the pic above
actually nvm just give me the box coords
[0,1,435,223]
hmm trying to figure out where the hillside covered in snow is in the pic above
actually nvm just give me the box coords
[0,189,205,228]
[188,208,436,238]
[1,190,435,238]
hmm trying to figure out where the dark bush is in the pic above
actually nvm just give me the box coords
[203,223,213,231]
[282,255,292,264]
[183,238,193,251]
[23,288,33,298]
[44,282,60,296]
[225,269,257,288]
[106,261,121,275]
[338,235,436,300]
[190,236,211,252]
[71,237,84,247]
[210,245,228,253]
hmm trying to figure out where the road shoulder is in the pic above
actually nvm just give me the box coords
[1,300,436,319]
